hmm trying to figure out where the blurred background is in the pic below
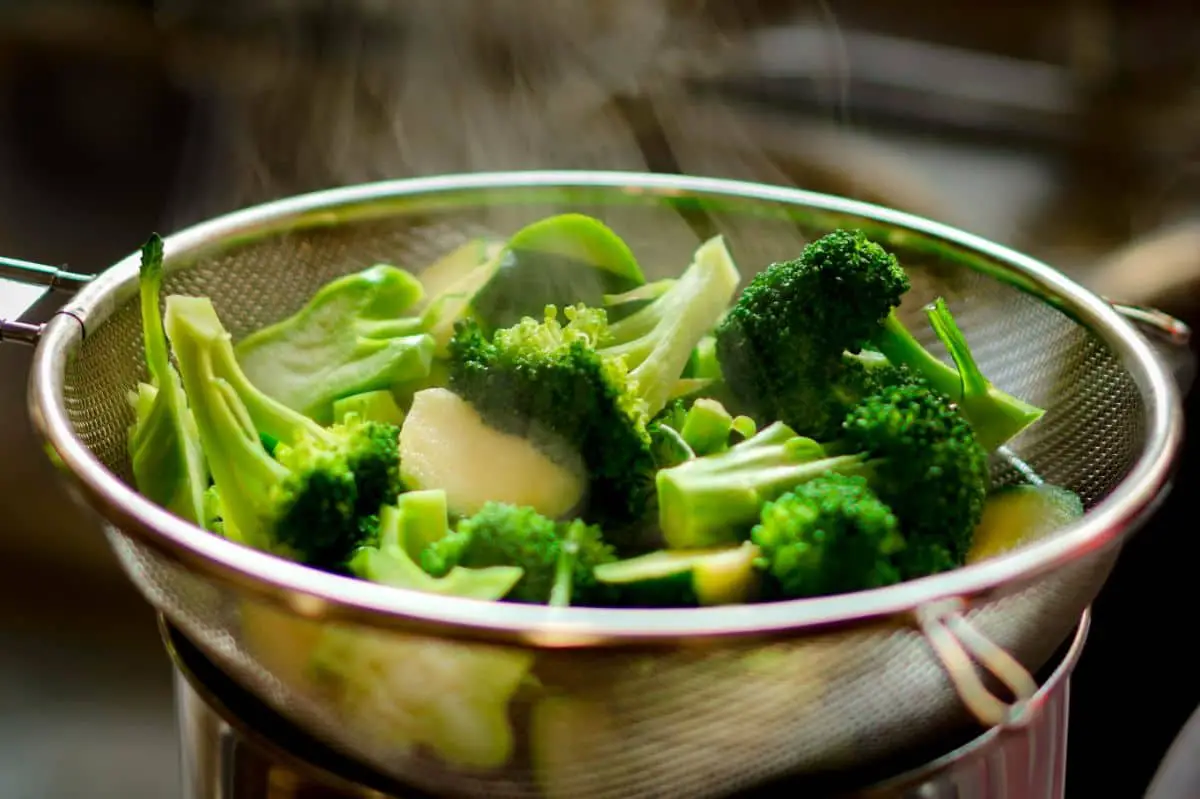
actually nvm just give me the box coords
[1,1,1197,796]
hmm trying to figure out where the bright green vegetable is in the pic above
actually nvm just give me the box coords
[421,502,616,605]
[471,214,646,332]
[164,295,402,571]
[715,229,1043,448]
[657,382,990,577]
[349,498,524,599]
[332,390,407,426]
[448,236,741,534]
[751,472,906,598]
[125,234,210,526]
[594,542,761,607]
[232,264,434,424]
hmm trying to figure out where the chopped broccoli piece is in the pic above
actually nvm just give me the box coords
[164,295,402,571]
[658,382,989,578]
[751,473,906,598]
[233,264,434,424]
[447,236,741,533]
[593,542,761,607]
[421,502,616,605]
[349,499,524,599]
[125,234,210,526]
[649,397,757,470]
[715,229,1043,448]
[471,214,646,332]
[332,390,407,426]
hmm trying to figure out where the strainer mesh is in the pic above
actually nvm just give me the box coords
[64,192,1140,798]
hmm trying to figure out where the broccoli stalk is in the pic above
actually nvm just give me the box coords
[658,383,990,577]
[656,422,850,549]
[349,494,524,599]
[421,502,616,605]
[164,295,403,571]
[233,264,435,424]
[125,233,210,526]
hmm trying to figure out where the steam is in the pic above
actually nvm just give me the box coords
[153,0,943,237]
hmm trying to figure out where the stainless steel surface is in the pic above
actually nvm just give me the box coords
[17,170,1186,798]
[169,611,1090,798]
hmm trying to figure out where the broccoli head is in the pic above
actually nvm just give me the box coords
[751,472,905,598]
[447,235,741,533]
[420,502,616,605]
[715,229,1043,449]
[164,294,403,572]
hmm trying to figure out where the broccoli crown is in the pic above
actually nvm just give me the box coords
[715,230,909,437]
[448,307,657,530]
[751,472,905,598]
[842,382,990,575]
[271,417,402,569]
[421,502,616,604]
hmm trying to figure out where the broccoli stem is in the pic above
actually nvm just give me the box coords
[656,422,865,549]
[924,298,1046,452]
[600,235,741,419]
[872,308,1044,450]
[165,298,288,550]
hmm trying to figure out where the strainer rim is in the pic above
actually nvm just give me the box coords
[28,170,1185,645]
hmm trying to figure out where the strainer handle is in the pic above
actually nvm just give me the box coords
[915,599,1040,729]
[0,255,94,346]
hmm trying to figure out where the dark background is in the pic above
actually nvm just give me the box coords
[1,1,1197,796]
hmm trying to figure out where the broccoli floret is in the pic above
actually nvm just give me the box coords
[163,295,403,572]
[233,264,435,424]
[125,234,210,526]
[349,494,524,599]
[715,229,1043,448]
[421,502,616,605]
[751,473,905,598]
[447,235,741,532]
[657,382,989,578]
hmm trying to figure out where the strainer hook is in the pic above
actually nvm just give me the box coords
[916,599,1040,730]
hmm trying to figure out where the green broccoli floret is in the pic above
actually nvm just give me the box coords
[447,235,741,532]
[657,382,990,578]
[751,472,906,598]
[421,502,616,605]
[163,294,403,572]
[349,494,524,599]
[715,229,1044,448]
[125,234,210,526]
[233,264,435,424]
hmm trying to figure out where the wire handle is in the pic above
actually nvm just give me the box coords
[916,598,1039,729]
[0,255,93,347]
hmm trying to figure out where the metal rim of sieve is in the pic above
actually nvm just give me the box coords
[25,170,1186,647]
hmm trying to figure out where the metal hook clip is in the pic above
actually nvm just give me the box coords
[916,598,1039,729]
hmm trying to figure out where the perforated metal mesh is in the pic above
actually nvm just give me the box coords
[62,187,1145,798]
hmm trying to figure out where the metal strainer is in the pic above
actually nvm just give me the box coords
[4,172,1191,798]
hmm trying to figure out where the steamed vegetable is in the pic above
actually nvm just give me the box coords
[126,234,209,525]
[127,219,1067,607]
[164,295,402,571]
[233,264,435,423]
